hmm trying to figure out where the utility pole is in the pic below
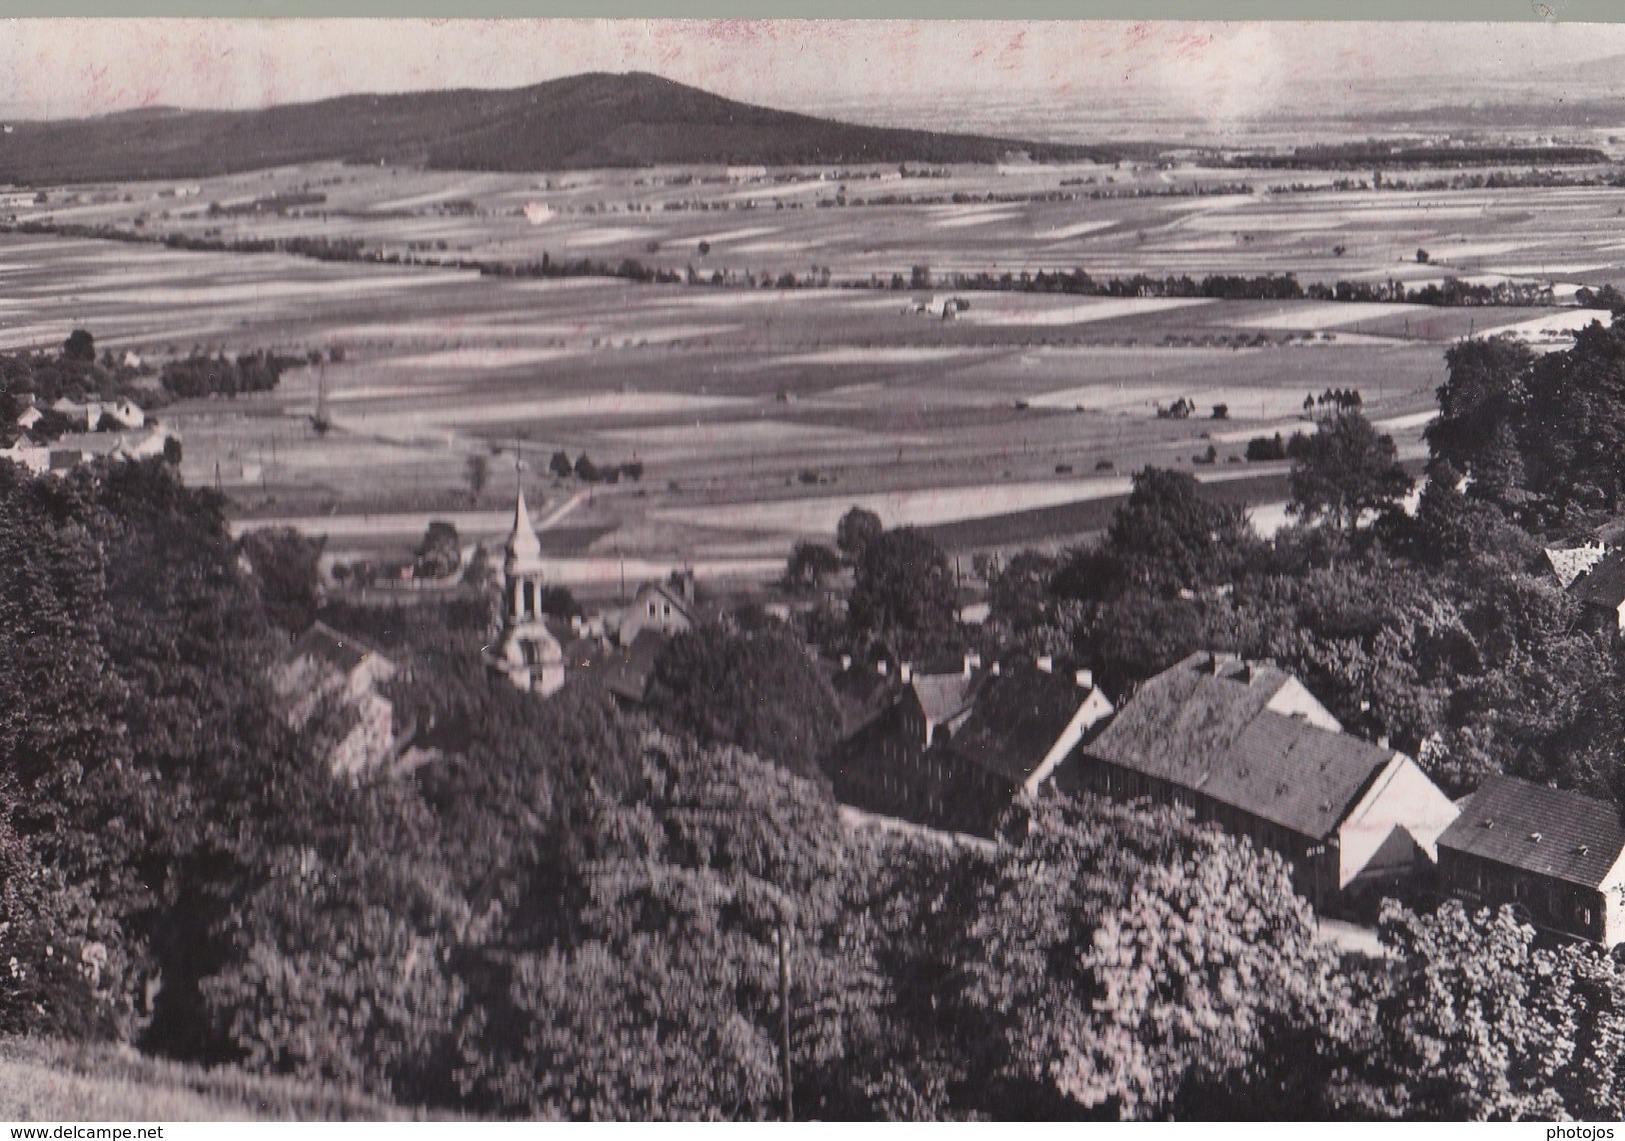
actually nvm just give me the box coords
[776,917,794,1123]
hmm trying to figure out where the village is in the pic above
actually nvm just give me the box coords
[270,463,1625,954]
[19,21,1625,1122]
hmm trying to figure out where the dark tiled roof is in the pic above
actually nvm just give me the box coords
[1572,549,1625,608]
[1438,774,1625,889]
[285,621,386,674]
[831,666,899,737]
[1085,651,1393,839]
[944,666,1095,785]
[597,628,671,704]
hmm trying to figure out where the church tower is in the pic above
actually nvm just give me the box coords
[488,482,565,695]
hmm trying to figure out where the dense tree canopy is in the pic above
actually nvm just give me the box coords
[644,624,842,782]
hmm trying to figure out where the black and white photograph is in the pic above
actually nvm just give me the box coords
[6,14,1625,1123]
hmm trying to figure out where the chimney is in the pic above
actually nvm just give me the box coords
[877,660,888,676]
[963,653,974,678]
[900,662,913,683]
[840,653,853,671]
[1075,668,1093,690]
[1378,734,1391,750]
[1036,655,1053,674]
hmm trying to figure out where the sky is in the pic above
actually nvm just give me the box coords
[1,19,1624,125]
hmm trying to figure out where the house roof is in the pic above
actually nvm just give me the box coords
[1545,544,1609,589]
[592,628,670,704]
[285,621,389,674]
[1572,549,1625,609]
[943,665,1097,785]
[911,670,980,727]
[831,664,898,737]
[1084,651,1395,839]
[1438,774,1625,890]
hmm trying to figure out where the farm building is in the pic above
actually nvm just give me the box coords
[486,486,565,696]
[1064,652,1459,913]
[269,621,399,778]
[1436,775,1625,948]
[0,435,49,474]
[583,628,671,710]
[1568,548,1625,634]
[613,572,721,645]
[1544,541,1609,589]
[826,655,1113,837]
[930,661,1114,835]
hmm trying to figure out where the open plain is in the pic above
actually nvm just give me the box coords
[4,155,1620,584]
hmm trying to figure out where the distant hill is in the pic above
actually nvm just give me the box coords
[0,71,1111,185]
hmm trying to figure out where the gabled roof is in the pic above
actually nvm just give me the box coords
[1572,549,1625,609]
[1438,774,1625,890]
[633,580,697,621]
[911,670,981,727]
[285,621,389,675]
[593,628,670,704]
[1084,652,1395,839]
[1545,543,1609,589]
[943,665,1099,785]
[831,664,898,737]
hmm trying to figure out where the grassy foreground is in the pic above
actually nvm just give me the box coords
[0,1038,425,1121]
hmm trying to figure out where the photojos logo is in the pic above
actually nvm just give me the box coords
[1549,1129,1617,1141]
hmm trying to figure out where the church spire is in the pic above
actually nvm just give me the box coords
[505,451,543,575]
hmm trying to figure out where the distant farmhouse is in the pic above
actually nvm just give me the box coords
[1437,774,1625,948]
[1065,652,1460,914]
[269,621,399,777]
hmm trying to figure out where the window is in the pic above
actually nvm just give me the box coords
[648,601,657,617]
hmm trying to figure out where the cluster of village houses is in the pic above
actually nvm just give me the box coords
[271,487,1625,951]
[0,392,178,475]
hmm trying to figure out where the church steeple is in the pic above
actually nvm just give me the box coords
[488,465,564,696]
[505,483,544,576]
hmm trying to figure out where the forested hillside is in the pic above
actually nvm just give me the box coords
[12,322,1625,1119]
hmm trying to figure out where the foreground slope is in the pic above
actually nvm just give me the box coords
[0,71,1107,184]
[0,1039,420,1121]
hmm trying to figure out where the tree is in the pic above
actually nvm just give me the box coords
[238,526,326,633]
[62,329,96,364]
[847,527,957,657]
[783,541,843,594]
[549,450,573,479]
[1104,467,1257,594]
[465,454,490,505]
[835,507,883,565]
[1288,410,1412,536]
[1426,337,1532,504]
[1358,900,1574,1120]
[1519,320,1625,519]
[414,520,461,580]
[949,795,1353,1120]
[456,733,890,1120]
[643,626,843,782]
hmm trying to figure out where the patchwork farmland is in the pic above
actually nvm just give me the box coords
[3,155,1619,584]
